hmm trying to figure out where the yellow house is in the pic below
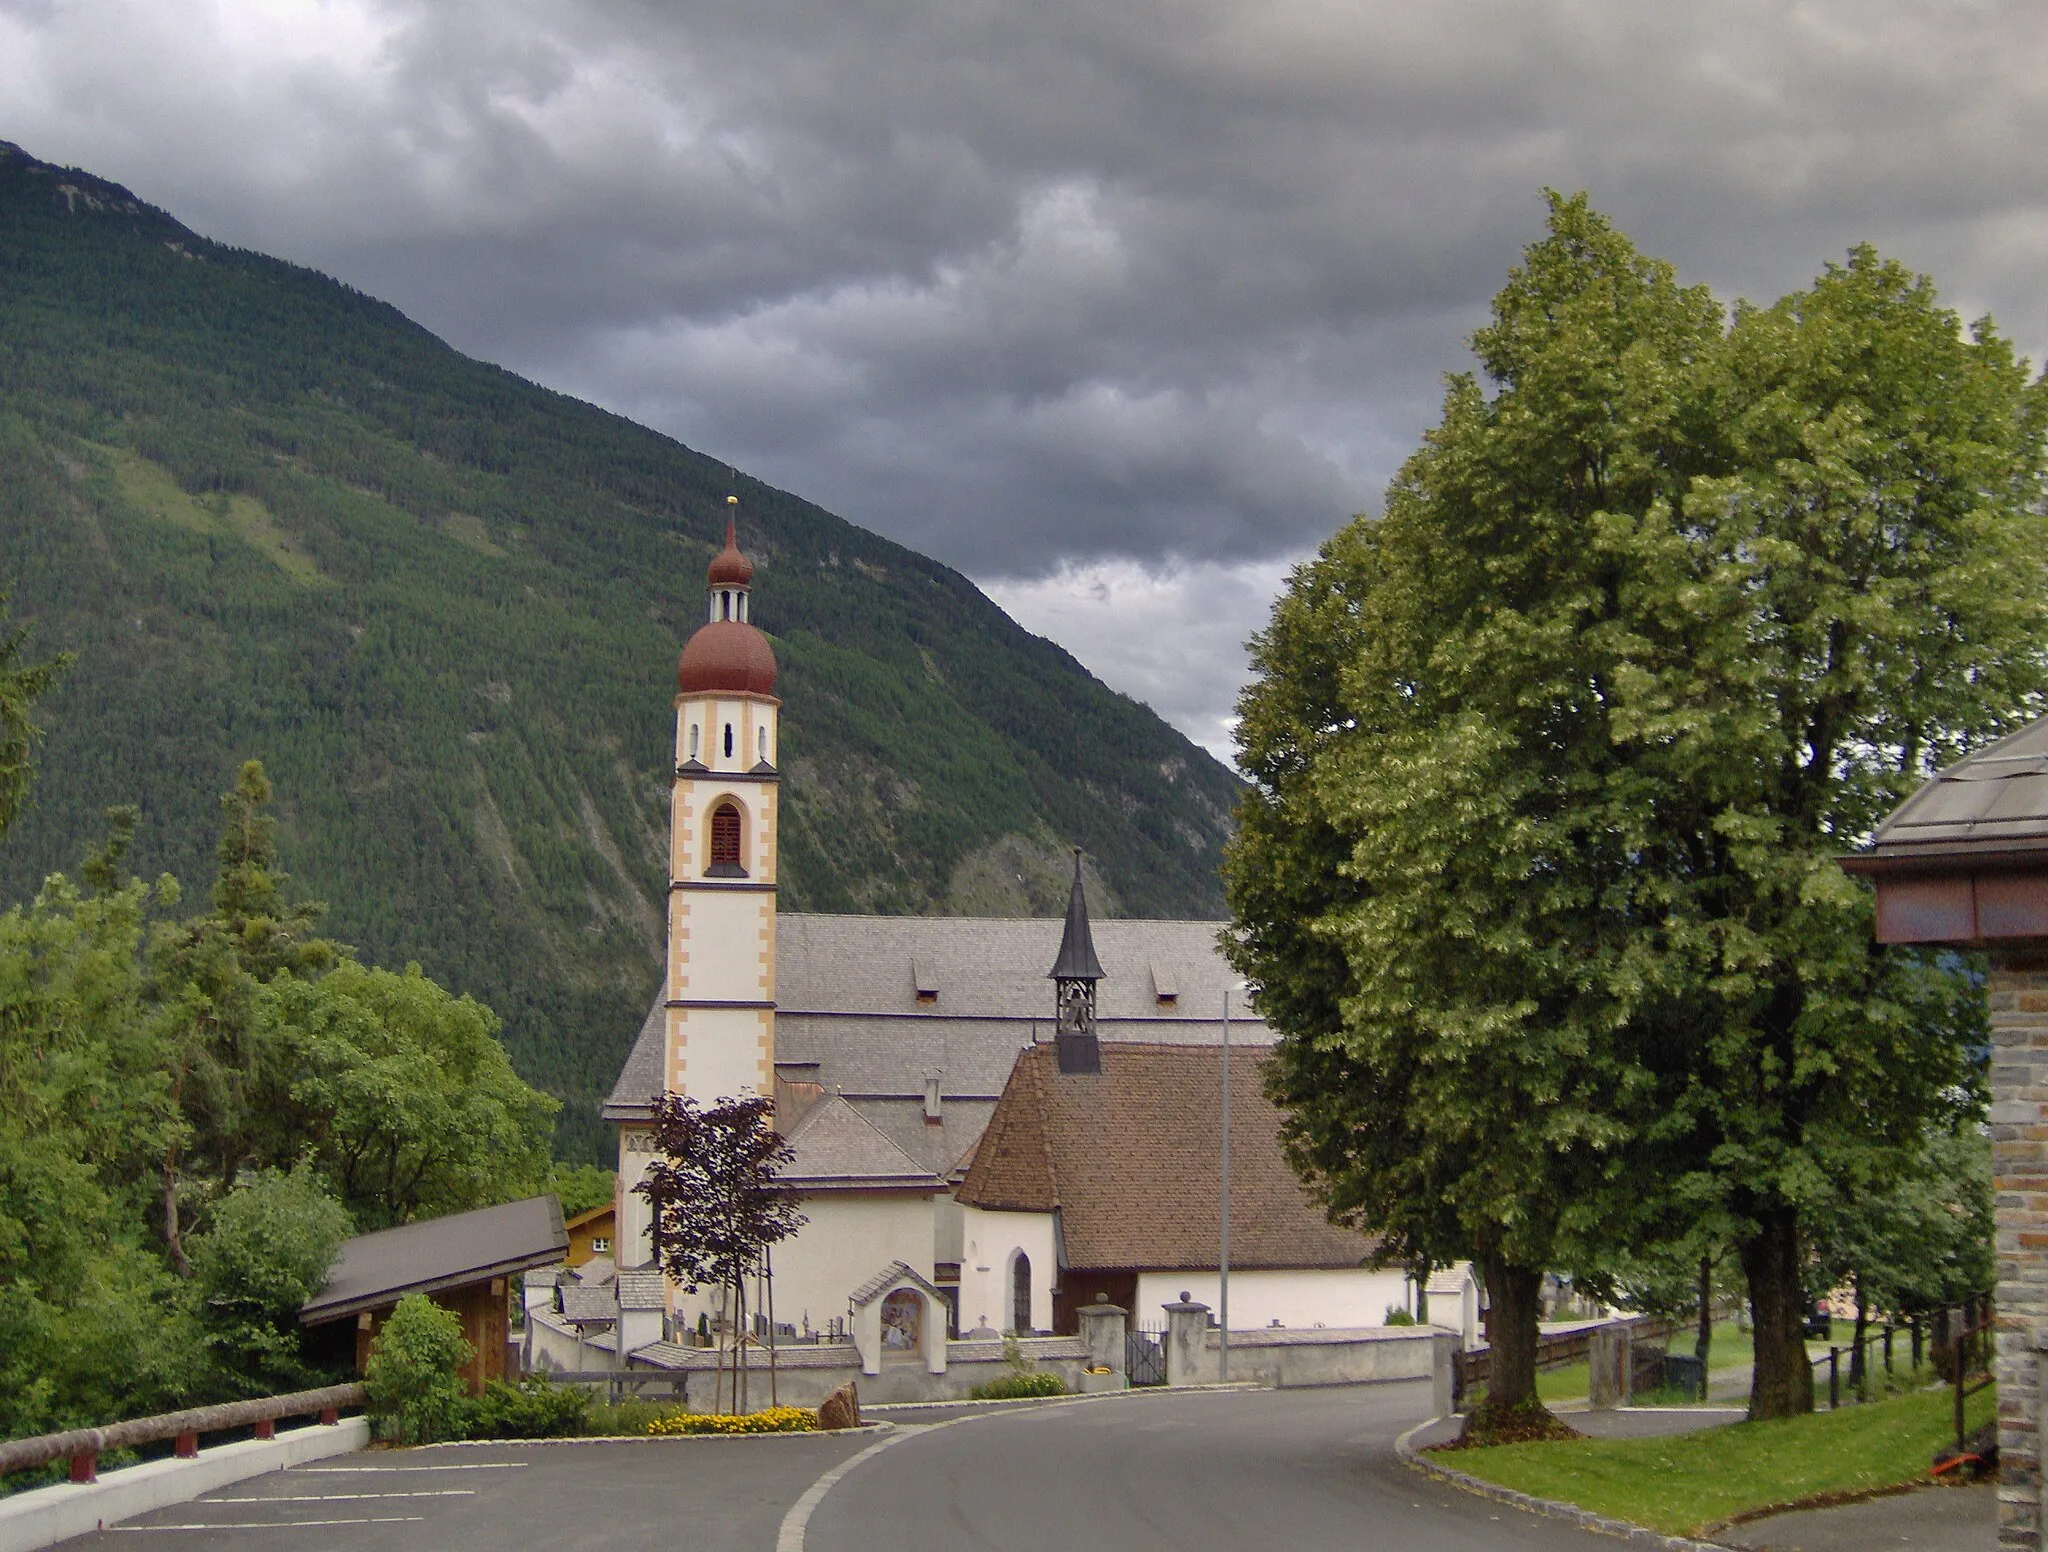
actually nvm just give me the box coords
[565,1203,616,1268]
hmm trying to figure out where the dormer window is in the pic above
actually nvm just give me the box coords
[708,802,746,877]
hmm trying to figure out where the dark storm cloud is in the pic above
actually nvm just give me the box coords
[5,0,2045,748]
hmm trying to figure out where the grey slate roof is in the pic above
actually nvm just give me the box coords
[601,914,1272,1189]
[615,1269,667,1311]
[848,1259,947,1307]
[1858,719,2048,861]
[301,1195,568,1325]
[559,1285,619,1326]
[781,1095,940,1189]
[602,998,667,1122]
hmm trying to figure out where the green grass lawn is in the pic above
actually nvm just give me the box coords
[1443,1383,1995,1537]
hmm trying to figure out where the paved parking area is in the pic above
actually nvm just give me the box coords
[51,1434,877,1552]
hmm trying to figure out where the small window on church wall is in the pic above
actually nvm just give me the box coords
[757,726,769,764]
[709,803,745,876]
[688,724,700,761]
[724,723,735,759]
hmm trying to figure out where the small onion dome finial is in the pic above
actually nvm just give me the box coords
[707,505,754,587]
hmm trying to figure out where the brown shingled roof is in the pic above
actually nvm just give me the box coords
[956,1043,1375,1272]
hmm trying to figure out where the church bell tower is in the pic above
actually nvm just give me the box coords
[663,500,780,1105]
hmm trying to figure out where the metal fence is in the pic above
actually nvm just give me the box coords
[1127,1324,1168,1387]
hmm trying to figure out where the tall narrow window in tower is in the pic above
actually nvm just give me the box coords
[757,727,768,765]
[709,802,745,876]
[723,723,735,759]
[688,724,700,762]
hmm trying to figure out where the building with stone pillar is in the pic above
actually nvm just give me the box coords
[1843,718,2048,1551]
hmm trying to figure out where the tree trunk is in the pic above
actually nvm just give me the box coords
[1850,1278,1869,1398]
[1478,1256,1542,1409]
[161,1147,190,1279]
[1694,1253,1713,1398]
[1739,1206,1813,1419]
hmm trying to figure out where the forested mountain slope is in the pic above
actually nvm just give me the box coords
[0,141,1242,1159]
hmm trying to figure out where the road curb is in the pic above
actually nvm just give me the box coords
[1393,1417,1734,1551]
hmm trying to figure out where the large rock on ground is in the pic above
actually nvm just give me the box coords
[818,1381,860,1430]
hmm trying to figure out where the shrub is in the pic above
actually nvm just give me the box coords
[968,1371,1066,1400]
[1383,1306,1417,1326]
[645,1406,816,1435]
[458,1375,592,1440]
[189,1167,353,1395]
[364,1293,472,1444]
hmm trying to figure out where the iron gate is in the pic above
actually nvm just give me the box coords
[1127,1324,1167,1387]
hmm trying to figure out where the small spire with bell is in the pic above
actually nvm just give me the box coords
[1050,849,1102,1073]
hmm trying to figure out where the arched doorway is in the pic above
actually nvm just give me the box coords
[1011,1252,1032,1335]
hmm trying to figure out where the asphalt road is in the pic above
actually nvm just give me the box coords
[63,1383,1696,1552]
[51,1432,877,1552]
[809,1381,1638,1552]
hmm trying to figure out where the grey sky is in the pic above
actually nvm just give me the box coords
[5,1,2044,757]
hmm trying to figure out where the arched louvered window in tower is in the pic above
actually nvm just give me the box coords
[708,802,746,877]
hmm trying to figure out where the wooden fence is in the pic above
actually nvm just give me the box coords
[1453,1316,1674,1398]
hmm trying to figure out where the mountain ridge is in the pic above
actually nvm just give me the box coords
[0,138,1243,1159]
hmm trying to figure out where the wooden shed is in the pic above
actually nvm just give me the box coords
[300,1195,570,1395]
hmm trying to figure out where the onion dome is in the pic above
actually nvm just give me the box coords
[707,519,755,587]
[677,619,778,696]
[677,512,777,695]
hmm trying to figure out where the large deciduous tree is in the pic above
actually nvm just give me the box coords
[1228,193,2046,1430]
[1613,249,2043,1415]
[1229,195,1722,1438]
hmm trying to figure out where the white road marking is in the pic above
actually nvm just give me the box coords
[207,1490,476,1502]
[113,1518,428,1531]
[297,1462,526,1472]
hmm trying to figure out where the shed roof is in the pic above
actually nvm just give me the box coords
[1854,719,2048,865]
[956,1043,1377,1273]
[300,1195,568,1325]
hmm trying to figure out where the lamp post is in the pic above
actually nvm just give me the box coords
[1220,980,1246,1382]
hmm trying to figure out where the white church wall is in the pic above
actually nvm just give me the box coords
[769,1191,939,1337]
[1133,1266,1412,1332]
[958,1206,1059,1335]
[615,1128,657,1269]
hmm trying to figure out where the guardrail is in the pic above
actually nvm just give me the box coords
[0,1383,366,1485]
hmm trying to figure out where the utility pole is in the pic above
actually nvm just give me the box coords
[1220,981,1231,1383]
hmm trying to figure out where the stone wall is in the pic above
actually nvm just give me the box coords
[1991,951,2048,1551]
[1160,1299,1440,1389]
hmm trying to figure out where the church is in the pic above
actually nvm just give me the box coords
[600,516,1405,1346]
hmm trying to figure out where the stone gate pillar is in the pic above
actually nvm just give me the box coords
[1843,719,2048,1551]
[1162,1294,1213,1387]
[1077,1299,1128,1393]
